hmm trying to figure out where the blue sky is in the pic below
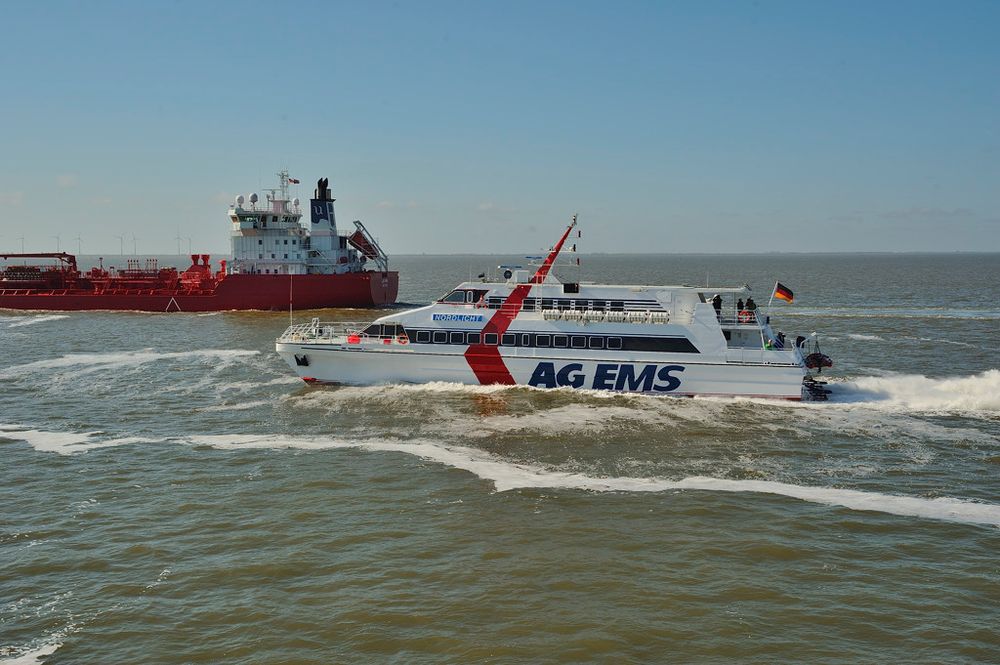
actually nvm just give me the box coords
[1,1,997,254]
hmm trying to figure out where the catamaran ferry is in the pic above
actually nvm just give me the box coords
[276,219,832,400]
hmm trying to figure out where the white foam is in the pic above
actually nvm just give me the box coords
[0,349,259,379]
[186,434,1000,528]
[0,643,61,665]
[0,426,156,455]
[5,315,70,328]
[846,333,884,341]
[832,369,1000,413]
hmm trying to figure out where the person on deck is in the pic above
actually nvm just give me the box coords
[737,298,744,311]
[745,297,757,311]
[711,294,723,319]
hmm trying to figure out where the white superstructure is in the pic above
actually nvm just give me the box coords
[227,171,388,276]
[276,220,832,400]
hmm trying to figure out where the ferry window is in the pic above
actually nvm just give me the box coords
[363,324,381,336]
[467,333,481,344]
[553,335,568,348]
[501,333,516,346]
[292,239,297,244]
[589,337,605,349]
[258,254,263,259]
[258,239,263,245]
[450,331,465,345]
[487,297,503,309]
[271,254,275,259]
[536,335,551,347]
[284,239,288,245]
[557,300,571,311]
[416,330,430,343]
[607,337,623,350]
[571,335,587,349]
[284,254,288,259]
[484,333,498,345]
[610,301,625,311]
[522,333,531,346]
[441,290,467,303]
[340,237,347,249]
[432,331,447,344]
[542,298,555,309]
[620,337,700,353]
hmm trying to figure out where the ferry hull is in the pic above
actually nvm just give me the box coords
[0,272,398,312]
[276,344,807,400]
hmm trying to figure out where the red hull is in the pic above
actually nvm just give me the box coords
[0,272,399,312]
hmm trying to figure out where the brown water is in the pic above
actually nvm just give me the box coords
[2,253,999,663]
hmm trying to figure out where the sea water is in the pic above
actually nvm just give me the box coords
[2,253,998,663]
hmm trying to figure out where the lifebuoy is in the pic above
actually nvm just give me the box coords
[397,335,409,345]
[738,310,753,323]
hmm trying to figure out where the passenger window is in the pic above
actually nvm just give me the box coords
[571,336,586,348]
[467,333,481,345]
[416,330,430,343]
[502,333,516,346]
[433,331,447,344]
[484,333,498,345]
[607,337,623,350]
[589,337,605,349]
[450,332,465,345]
[536,335,551,347]
[553,335,568,348]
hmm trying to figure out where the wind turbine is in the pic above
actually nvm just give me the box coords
[51,235,61,252]
[116,235,124,255]
[75,236,82,255]
[131,234,137,256]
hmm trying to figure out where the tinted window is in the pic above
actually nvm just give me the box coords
[571,335,587,349]
[363,324,381,336]
[467,333,481,345]
[433,331,447,343]
[484,333,498,345]
[536,335,551,347]
[522,334,531,346]
[553,335,568,348]
[416,330,430,343]
[620,337,699,353]
[589,337,605,349]
[450,332,465,345]
[441,290,467,303]
[607,337,623,350]
[502,333,516,346]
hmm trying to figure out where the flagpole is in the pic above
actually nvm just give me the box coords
[766,280,778,310]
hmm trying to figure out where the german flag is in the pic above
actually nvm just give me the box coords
[773,282,794,303]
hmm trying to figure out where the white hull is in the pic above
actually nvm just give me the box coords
[276,343,808,399]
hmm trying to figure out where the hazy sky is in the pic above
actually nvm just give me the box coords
[2,1,998,255]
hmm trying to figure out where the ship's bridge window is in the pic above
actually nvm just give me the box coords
[440,290,469,303]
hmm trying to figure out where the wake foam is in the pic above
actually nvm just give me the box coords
[831,369,1000,413]
[0,349,259,379]
[188,434,1000,527]
[4,315,70,328]
[0,642,61,665]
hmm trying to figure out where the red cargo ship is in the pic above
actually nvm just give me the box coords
[0,172,398,312]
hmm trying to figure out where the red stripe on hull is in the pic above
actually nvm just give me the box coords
[0,272,399,312]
